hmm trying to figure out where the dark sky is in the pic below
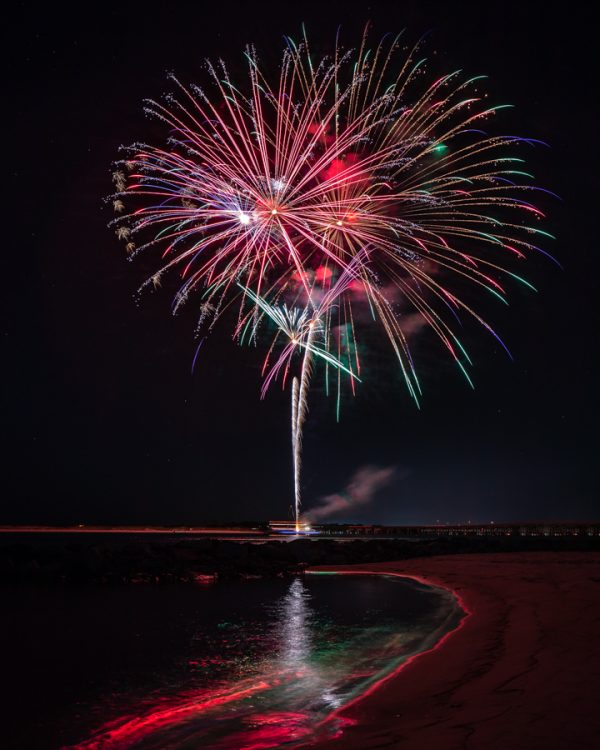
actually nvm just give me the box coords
[3,1,598,525]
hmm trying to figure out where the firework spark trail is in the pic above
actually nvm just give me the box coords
[239,274,360,525]
[111,27,554,526]
[291,375,300,525]
[292,321,316,526]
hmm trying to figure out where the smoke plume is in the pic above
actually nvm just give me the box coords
[306,464,398,522]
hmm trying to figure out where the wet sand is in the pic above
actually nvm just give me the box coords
[311,552,600,750]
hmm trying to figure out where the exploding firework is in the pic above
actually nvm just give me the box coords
[110,27,554,526]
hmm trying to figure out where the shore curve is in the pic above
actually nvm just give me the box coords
[307,552,600,750]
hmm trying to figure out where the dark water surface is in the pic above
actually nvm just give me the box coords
[2,573,463,749]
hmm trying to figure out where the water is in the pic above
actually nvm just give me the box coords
[2,573,463,749]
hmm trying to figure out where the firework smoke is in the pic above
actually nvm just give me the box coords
[306,465,399,522]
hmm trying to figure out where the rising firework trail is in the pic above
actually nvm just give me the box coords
[110,26,554,526]
[238,251,364,524]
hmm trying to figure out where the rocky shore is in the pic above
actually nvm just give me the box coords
[1,534,599,584]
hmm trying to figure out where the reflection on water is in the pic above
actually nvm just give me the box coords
[280,578,312,668]
[56,573,463,750]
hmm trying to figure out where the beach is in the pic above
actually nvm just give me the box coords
[311,552,600,749]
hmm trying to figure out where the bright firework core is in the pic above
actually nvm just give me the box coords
[111,28,553,526]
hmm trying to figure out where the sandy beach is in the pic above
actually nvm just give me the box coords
[311,552,600,750]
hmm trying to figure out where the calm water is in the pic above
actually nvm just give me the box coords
[2,573,463,750]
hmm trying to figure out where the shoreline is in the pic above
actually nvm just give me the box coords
[3,533,600,585]
[308,568,471,745]
[308,552,600,749]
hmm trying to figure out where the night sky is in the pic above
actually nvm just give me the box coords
[3,1,598,525]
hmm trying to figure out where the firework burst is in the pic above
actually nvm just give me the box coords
[110,27,554,525]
